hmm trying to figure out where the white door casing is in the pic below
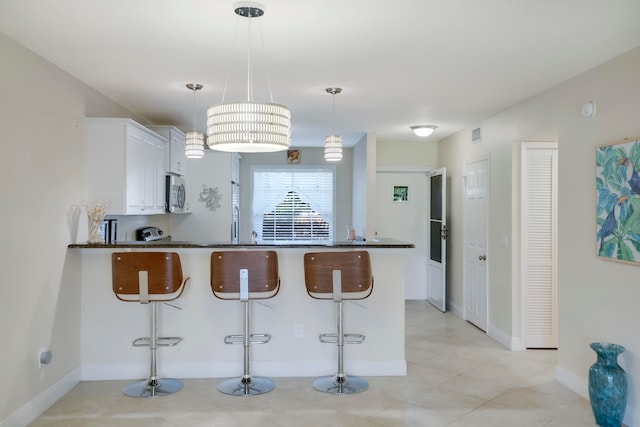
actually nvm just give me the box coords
[427,168,447,311]
[463,158,489,331]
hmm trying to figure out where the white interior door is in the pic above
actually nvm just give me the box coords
[375,170,428,299]
[522,142,558,348]
[427,168,447,312]
[464,158,489,331]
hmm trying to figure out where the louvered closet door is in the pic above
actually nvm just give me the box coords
[522,142,558,348]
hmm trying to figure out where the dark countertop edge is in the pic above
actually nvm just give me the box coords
[68,240,415,249]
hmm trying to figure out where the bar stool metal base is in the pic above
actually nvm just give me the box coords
[312,375,368,394]
[217,376,275,396]
[123,378,184,398]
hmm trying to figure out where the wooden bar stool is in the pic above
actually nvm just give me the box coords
[111,252,190,398]
[304,250,373,394]
[210,251,280,396]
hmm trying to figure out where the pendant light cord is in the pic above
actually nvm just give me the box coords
[220,6,275,105]
[331,93,336,134]
[246,10,253,102]
[192,87,197,132]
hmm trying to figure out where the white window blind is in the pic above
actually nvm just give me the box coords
[252,167,335,243]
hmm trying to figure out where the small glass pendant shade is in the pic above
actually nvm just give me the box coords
[323,87,343,161]
[185,83,204,159]
[185,131,205,158]
[324,134,343,161]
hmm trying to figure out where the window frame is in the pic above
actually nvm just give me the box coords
[251,165,337,244]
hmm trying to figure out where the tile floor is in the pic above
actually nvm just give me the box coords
[30,301,598,426]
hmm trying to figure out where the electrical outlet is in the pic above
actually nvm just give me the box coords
[294,323,304,338]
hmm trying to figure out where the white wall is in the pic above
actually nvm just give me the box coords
[0,32,144,425]
[376,139,438,168]
[169,151,234,242]
[237,147,354,242]
[438,46,640,425]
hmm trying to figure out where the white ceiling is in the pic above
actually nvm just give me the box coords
[2,0,640,148]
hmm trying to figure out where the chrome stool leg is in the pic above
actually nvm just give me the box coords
[123,301,183,398]
[218,269,275,396]
[313,298,368,394]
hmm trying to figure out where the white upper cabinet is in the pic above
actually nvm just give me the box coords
[87,118,167,215]
[148,125,186,176]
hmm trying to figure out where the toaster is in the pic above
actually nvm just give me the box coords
[136,227,166,242]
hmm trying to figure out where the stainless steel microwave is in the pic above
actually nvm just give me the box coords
[166,175,188,213]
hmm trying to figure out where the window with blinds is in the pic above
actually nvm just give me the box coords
[252,167,335,243]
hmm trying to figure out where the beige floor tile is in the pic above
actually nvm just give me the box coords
[29,302,597,427]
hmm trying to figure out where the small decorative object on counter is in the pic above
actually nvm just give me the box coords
[82,200,110,244]
[66,204,81,244]
[346,226,356,241]
[251,231,257,244]
[588,342,627,427]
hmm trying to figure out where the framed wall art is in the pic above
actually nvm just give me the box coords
[596,137,640,263]
[287,150,300,164]
[393,185,409,202]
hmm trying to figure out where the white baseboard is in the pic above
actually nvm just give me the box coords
[448,301,463,318]
[81,359,407,380]
[0,367,80,427]
[446,303,525,351]
[486,323,511,349]
[555,364,588,399]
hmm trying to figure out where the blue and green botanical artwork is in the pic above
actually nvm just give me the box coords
[596,139,640,262]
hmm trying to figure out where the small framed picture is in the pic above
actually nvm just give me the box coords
[393,185,409,202]
[287,150,301,164]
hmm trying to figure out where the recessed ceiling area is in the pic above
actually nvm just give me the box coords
[1,0,639,148]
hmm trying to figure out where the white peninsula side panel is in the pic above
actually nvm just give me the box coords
[79,248,407,380]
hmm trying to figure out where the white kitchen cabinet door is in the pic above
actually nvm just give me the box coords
[148,126,186,176]
[87,118,167,215]
[125,125,145,213]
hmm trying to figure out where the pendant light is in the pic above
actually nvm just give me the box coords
[207,2,291,153]
[185,83,205,159]
[324,87,343,162]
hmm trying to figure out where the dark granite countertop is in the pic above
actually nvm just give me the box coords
[68,238,414,249]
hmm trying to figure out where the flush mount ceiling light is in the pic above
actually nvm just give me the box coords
[207,1,291,153]
[410,125,437,137]
[185,83,205,159]
[324,87,343,162]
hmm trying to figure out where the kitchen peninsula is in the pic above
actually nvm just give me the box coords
[70,240,413,381]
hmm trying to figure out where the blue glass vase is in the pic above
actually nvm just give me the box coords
[588,342,627,427]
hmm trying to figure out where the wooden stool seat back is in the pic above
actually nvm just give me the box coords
[112,252,187,302]
[210,251,280,300]
[304,251,373,300]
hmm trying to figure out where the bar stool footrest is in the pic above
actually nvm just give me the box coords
[318,333,365,344]
[224,334,271,345]
[132,337,183,347]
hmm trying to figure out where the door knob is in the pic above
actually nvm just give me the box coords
[478,255,486,261]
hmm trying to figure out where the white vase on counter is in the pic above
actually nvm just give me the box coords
[66,204,81,244]
[346,225,356,241]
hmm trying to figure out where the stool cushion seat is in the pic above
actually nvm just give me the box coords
[112,252,188,302]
